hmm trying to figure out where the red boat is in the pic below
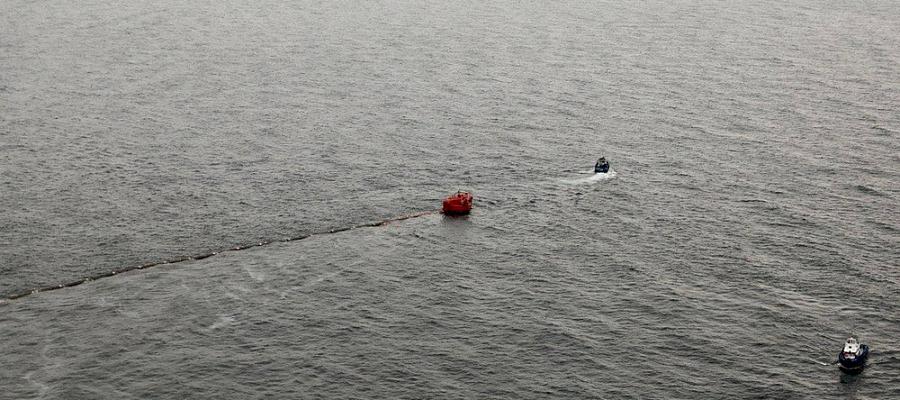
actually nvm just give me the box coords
[442,191,473,215]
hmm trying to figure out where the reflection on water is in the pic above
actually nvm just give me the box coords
[441,213,472,226]
[839,369,865,397]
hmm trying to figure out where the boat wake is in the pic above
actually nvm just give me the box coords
[560,169,617,185]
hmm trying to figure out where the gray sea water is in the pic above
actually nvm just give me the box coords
[2,0,899,398]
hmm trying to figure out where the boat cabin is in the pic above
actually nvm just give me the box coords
[843,337,860,355]
[594,157,610,173]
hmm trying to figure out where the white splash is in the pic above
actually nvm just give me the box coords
[560,169,617,185]
[243,266,266,282]
[208,315,235,331]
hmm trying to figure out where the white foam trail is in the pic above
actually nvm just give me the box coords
[243,266,266,282]
[23,371,49,398]
[560,169,617,185]
[208,315,235,331]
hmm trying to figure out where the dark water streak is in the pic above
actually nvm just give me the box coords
[3,209,437,302]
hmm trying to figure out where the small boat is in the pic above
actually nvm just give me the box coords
[442,191,473,215]
[838,337,869,372]
[594,157,610,173]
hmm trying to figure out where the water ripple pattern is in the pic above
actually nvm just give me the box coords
[2,0,899,399]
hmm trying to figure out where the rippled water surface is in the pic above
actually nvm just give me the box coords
[2,0,899,398]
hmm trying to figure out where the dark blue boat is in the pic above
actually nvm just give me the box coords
[594,157,610,173]
[838,337,869,373]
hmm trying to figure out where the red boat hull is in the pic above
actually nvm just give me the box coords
[442,192,473,215]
